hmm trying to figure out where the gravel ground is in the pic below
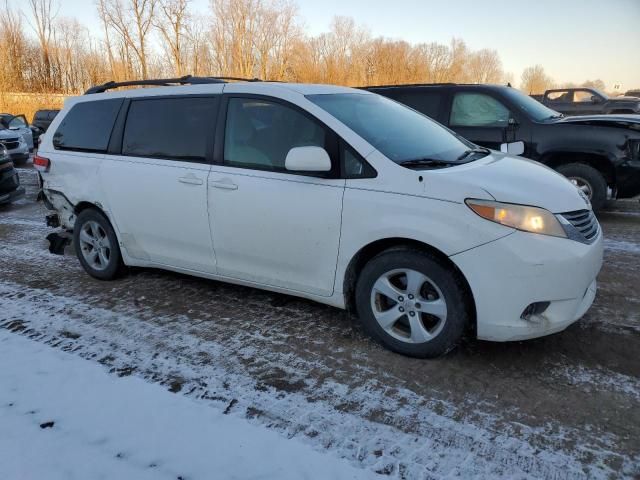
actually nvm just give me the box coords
[1,163,639,479]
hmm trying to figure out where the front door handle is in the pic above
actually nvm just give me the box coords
[209,180,238,190]
[178,175,204,185]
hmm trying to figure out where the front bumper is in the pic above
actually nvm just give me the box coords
[451,229,603,342]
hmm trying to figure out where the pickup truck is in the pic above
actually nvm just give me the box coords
[534,88,640,116]
[366,83,640,211]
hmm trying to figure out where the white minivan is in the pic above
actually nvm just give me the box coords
[36,77,603,357]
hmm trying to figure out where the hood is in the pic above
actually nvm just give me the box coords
[0,129,21,140]
[439,153,589,213]
[609,96,640,102]
[556,114,640,130]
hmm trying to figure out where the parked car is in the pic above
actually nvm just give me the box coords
[366,83,640,210]
[0,113,34,150]
[37,77,603,358]
[0,145,25,205]
[625,89,640,99]
[536,88,640,115]
[0,124,30,166]
[32,109,60,132]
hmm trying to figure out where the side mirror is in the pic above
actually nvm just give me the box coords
[500,141,525,156]
[285,146,331,172]
[591,95,602,104]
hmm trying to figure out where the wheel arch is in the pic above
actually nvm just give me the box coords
[540,151,615,186]
[342,237,477,334]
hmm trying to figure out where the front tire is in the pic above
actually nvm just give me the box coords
[355,248,470,358]
[73,208,124,280]
[557,163,607,211]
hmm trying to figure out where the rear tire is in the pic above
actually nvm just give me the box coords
[355,248,470,358]
[557,163,607,211]
[73,208,125,280]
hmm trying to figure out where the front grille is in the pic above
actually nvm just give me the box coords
[0,137,20,150]
[560,209,599,243]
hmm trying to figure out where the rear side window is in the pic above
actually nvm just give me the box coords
[122,97,218,162]
[391,91,443,120]
[53,99,123,152]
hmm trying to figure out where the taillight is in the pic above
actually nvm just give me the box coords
[33,154,50,172]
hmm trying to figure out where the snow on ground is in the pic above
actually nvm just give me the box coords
[604,238,640,254]
[0,279,627,480]
[0,330,372,480]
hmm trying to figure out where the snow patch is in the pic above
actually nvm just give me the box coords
[604,238,640,254]
[0,330,370,480]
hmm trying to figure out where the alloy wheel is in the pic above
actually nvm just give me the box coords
[370,268,447,344]
[78,220,112,271]
[569,176,593,199]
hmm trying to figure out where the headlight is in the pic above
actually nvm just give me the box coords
[466,199,567,238]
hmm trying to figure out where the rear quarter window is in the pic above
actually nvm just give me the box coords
[53,99,123,152]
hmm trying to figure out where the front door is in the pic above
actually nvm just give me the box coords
[8,115,33,149]
[207,96,345,296]
[100,95,219,273]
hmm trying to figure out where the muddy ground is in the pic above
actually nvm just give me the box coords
[1,163,638,479]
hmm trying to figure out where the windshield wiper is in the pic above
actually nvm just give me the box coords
[399,158,457,169]
[545,113,564,120]
[456,147,490,161]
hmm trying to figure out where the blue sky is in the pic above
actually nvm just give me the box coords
[11,0,640,91]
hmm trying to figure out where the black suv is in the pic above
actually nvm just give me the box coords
[366,83,640,210]
[0,148,25,205]
[32,109,60,132]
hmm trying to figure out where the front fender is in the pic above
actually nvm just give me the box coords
[334,186,514,294]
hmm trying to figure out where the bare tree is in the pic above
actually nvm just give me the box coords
[27,0,59,90]
[0,1,28,90]
[521,64,555,94]
[466,49,503,84]
[582,79,606,91]
[99,0,158,79]
[155,0,190,76]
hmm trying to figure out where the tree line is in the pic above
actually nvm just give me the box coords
[0,0,605,96]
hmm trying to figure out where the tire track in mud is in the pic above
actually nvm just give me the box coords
[0,280,631,480]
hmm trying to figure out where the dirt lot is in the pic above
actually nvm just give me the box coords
[1,163,639,479]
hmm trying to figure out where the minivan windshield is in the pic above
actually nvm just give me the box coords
[307,93,480,166]
[500,88,563,121]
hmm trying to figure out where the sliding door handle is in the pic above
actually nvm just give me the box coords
[209,180,238,190]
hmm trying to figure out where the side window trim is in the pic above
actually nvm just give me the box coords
[115,94,220,164]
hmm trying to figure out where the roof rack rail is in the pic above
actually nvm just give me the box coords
[84,75,262,94]
[361,82,458,89]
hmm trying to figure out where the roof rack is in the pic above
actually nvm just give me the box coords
[362,82,458,89]
[84,75,262,94]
